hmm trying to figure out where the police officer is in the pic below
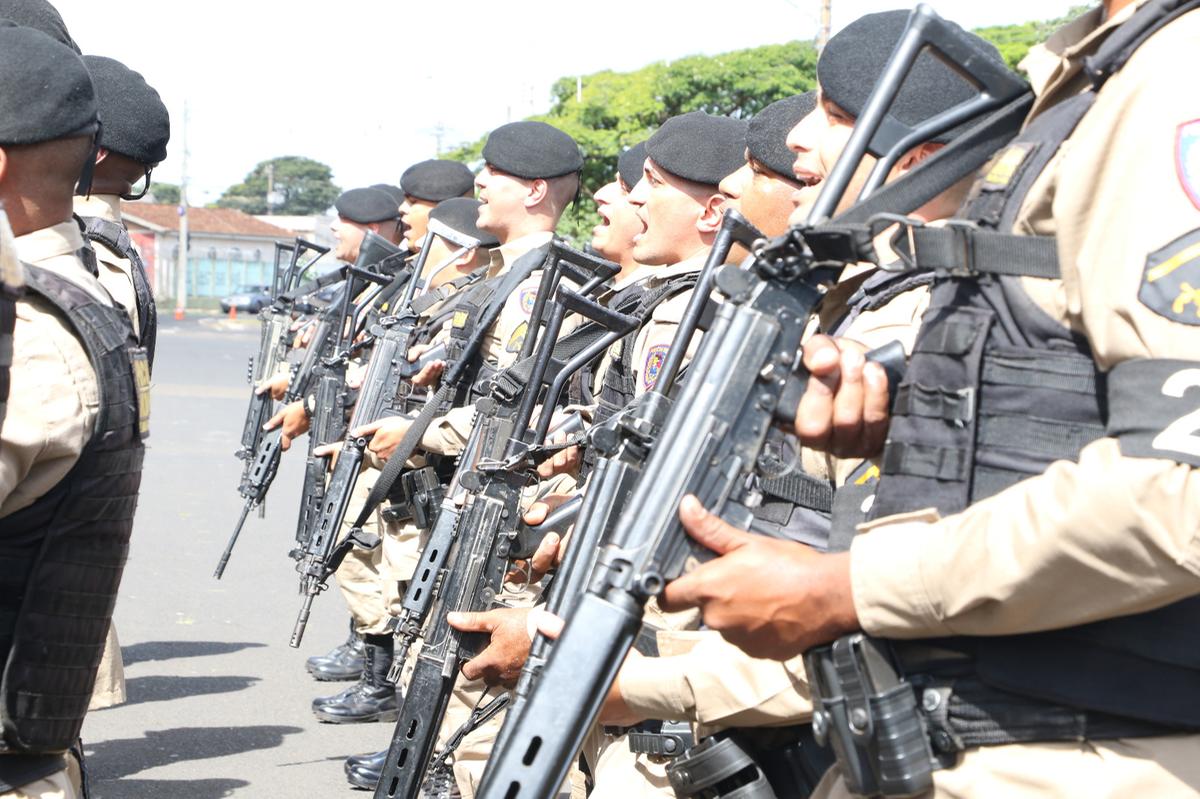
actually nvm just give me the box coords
[74,55,170,367]
[0,212,18,440]
[661,1,1200,796]
[0,24,147,799]
[398,159,476,250]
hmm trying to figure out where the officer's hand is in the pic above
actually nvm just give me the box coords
[353,417,411,461]
[256,373,290,401]
[795,335,890,459]
[346,361,368,390]
[506,532,561,584]
[660,495,859,660]
[412,360,445,388]
[407,343,433,361]
[264,400,310,451]
[536,430,581,479]
[292,320,317,349]
[447,607,532,687]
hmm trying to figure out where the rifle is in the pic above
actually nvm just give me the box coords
[374,274,638,799]
[475,7,1025,796]
[234,239,328,487]
[288,221,486,647]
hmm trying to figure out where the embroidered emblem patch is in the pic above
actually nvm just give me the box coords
[1177,120,1200,211]
[981,143,1035,191]
[506,321,528,353]
[452,310,469,328]
[642,344,669,392]
[1140,229,1200,325]
[519,288,538,315]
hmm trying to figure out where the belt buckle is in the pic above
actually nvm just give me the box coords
[943,219,980,278]
[867,213,924,273]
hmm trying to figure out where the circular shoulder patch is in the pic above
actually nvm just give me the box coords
[642,343,670,392]
[519,287,538,315]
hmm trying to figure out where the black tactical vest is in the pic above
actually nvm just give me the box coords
[863,2,1200,729]
[82,215,157,369]
[0,260,18,439]
[0,265,147,755]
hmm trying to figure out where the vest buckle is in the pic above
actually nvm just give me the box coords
[868,213,924,273]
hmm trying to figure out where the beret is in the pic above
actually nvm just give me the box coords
[645,111,749,188]
[0,0,79,53]
[0,25,97,146]
[335,188,402,223]
[482,121,583,180]
[370,183,406,207]
[818,10,1006,143]
[746,92,816,181]
[428,197,499,249]
[617,141,647,192]
[400,159,475,202]
[83,56,170,166]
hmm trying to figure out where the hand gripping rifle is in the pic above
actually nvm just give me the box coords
[235,239,329,487]
[287,222,486,646]
[476,7,1029,797]
[373,266,639,799]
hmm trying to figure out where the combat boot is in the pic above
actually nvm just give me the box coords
[311,635,399,723]
[306,618,365,681]
[344,749,386,790]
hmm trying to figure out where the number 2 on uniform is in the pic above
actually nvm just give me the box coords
[1152,368,1200,458]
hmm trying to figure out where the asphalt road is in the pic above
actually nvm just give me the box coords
[81,316,393,799]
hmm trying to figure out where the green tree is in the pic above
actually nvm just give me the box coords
[217,156,341,215]
[974,5,1094,71]
[147,181,180,205]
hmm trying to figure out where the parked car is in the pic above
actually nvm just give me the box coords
[220,284,272,313]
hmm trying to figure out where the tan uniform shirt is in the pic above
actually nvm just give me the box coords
[622,251,709,397]
[1,222,107,517]
[73,193,139,338]
[851,3,1200,639]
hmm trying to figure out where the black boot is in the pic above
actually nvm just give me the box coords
[344,749,387,790]
[306,618,365,681]
[311,635,399,723]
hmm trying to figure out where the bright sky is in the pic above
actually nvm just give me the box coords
[55,0,1085,205]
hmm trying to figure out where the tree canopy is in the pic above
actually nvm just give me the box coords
[216,156,341,216]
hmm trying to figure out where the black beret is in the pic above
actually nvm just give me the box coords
[0,25,97,146]
[400,159,475,202]
[0,0,79,53]
[818,10,1006,143]
[645,111,749,188]
[370,183,405,207]
[482,121,583,180]
[428,198,499,249]
[335,188,401,223]
[617,141,647,192]
[747,92,816,181]
[83,56,170,166]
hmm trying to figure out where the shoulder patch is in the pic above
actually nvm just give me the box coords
[1176,120,1200,211]
[506,321,528,353]
[452,310,469,328]
[519,287,538,315]
[642,343,670,392]
[1140,229,1200,325]
[981,143,1035,191]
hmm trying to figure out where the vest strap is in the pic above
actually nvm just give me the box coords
[908,224,1060,279]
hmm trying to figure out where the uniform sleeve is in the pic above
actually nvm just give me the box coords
[617,631,813,730]
[851,21,1200,638]
[629,290,698,398]
[420,405,475,457]
[0,299,98,515]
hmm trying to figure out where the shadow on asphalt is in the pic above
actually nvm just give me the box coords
[122,640,267,666]
[122,675,260,706]
[91,778,250,799]
[84,725,304,781]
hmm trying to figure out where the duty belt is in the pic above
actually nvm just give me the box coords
[806,634,1177,798]
[602,720,693,759]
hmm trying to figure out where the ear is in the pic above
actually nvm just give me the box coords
[524,178,549,208]
[896,141,944,175]
[696,192,726,235]
[0,146,8,185]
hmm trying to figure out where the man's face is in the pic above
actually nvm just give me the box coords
[399,195,438,249]
[475,163,533,239]
[719,151,801,237]
[331,216,367,262]
[590,178,642,264]
[785,94,880,225]
[628,158,715,266]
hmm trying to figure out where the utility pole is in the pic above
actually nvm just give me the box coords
[174,100,189,320]
[817,0,832,53]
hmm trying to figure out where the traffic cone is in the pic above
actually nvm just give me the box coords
[229,305,237,320]
[174,307,184,321]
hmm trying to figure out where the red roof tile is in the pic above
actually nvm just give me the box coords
[123,203,295,238]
